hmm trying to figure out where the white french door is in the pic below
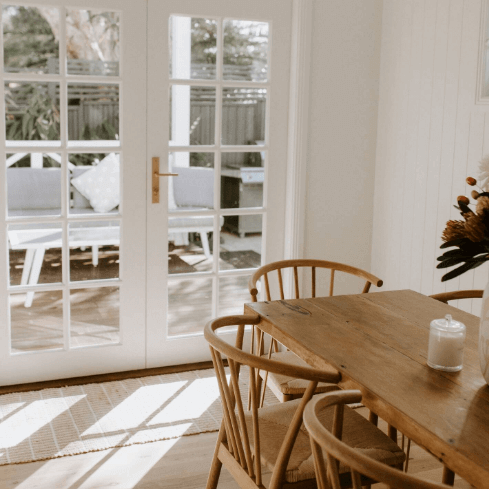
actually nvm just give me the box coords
[146,0,292,366]
[0,0,293,384]
[0,0,147,384]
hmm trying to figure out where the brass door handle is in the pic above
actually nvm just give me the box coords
[152,157,179,203]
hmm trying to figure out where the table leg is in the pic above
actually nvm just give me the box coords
[442,466,455,486]
[20,249,35,286]
[200,232,211,259]
[25,248,45,308]
[92,246,99,267]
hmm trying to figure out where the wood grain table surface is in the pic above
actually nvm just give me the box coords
[244,289,489,488]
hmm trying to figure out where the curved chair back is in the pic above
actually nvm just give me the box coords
[204,315,341,489]
[430,290,483,304]
[304,390,451,489]
[248,259,383,302]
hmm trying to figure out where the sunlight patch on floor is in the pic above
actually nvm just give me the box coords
[0,401,25,420]
[81,381,187,436]
[150,377,221,424]
[0,395,84,448]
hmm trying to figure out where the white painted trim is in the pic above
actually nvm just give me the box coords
[284,0,312,261]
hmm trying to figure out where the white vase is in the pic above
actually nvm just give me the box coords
[480,280,489,384]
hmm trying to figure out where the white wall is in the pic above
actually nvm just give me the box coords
[372,0,485,313]
[304,0,383,294]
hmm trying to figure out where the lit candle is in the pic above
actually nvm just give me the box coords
[427,314,466,372]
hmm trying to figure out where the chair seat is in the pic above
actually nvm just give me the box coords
[244,398,406,484]
[260,351,340,395]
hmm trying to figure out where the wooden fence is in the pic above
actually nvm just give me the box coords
[5,60,266,147]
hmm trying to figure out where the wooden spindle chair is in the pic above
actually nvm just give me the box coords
[430,289,483,304]
[204,315,405,489]
[304,390,452,489]
[248,259,383,404]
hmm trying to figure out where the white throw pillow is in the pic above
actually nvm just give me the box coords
[71,153,120,213]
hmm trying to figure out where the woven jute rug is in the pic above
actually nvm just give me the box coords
[0,367,279,466]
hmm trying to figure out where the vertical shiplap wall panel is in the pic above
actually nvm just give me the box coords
[382,0,414,289]
[420,0,450,294]
[371,0,400,285]
[373,0,488,303]
[399,0,425,290]
[453,1,484,312]
[410,0,437,293]
[433,0,465,297]
[372,2,399,283]
[467,113,486,314]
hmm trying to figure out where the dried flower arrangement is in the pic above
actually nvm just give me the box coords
[437,156,489,281]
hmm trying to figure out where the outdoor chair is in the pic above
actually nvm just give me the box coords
[7,163,119,306]
[204,314,405,489]
[168,165,223,258]
[304,390,450,489]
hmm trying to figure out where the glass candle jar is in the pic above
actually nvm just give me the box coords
[427,314,466,372]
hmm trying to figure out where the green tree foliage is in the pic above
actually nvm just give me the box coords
[5,84,59,140]
[3,6,58,72]
[189,18,268,68]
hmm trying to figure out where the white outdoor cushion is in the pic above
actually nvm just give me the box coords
[70,166,92,209]
[71,153,120,213]
[7,167,61,210]
[173,166,214,208]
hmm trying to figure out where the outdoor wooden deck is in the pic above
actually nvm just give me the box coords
[9,240,259,352]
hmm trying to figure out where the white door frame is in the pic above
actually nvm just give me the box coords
[284,0,313,262]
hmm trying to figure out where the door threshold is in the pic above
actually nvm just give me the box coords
[0,361,215,396]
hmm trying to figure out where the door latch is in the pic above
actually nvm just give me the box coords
[152,157,178,203]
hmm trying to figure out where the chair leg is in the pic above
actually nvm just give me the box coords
[206,424,225,489]
[368,411,378,426]
[442,466,455,486]
[404,438,411,472]
[388,424,397,443]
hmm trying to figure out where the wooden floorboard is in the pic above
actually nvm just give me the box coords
[0,407,474,488]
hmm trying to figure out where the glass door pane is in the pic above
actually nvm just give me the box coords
[166,15,267,338]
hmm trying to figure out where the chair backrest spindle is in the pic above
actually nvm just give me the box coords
[248,364,262,485]
[228,358,254,476]
[294,266,300,299]
[312,266,316,298]
[210,348,239,457]
[277,269,285,300]
[264,274,272,301]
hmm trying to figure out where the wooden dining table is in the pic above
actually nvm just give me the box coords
[244,289,489,489]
